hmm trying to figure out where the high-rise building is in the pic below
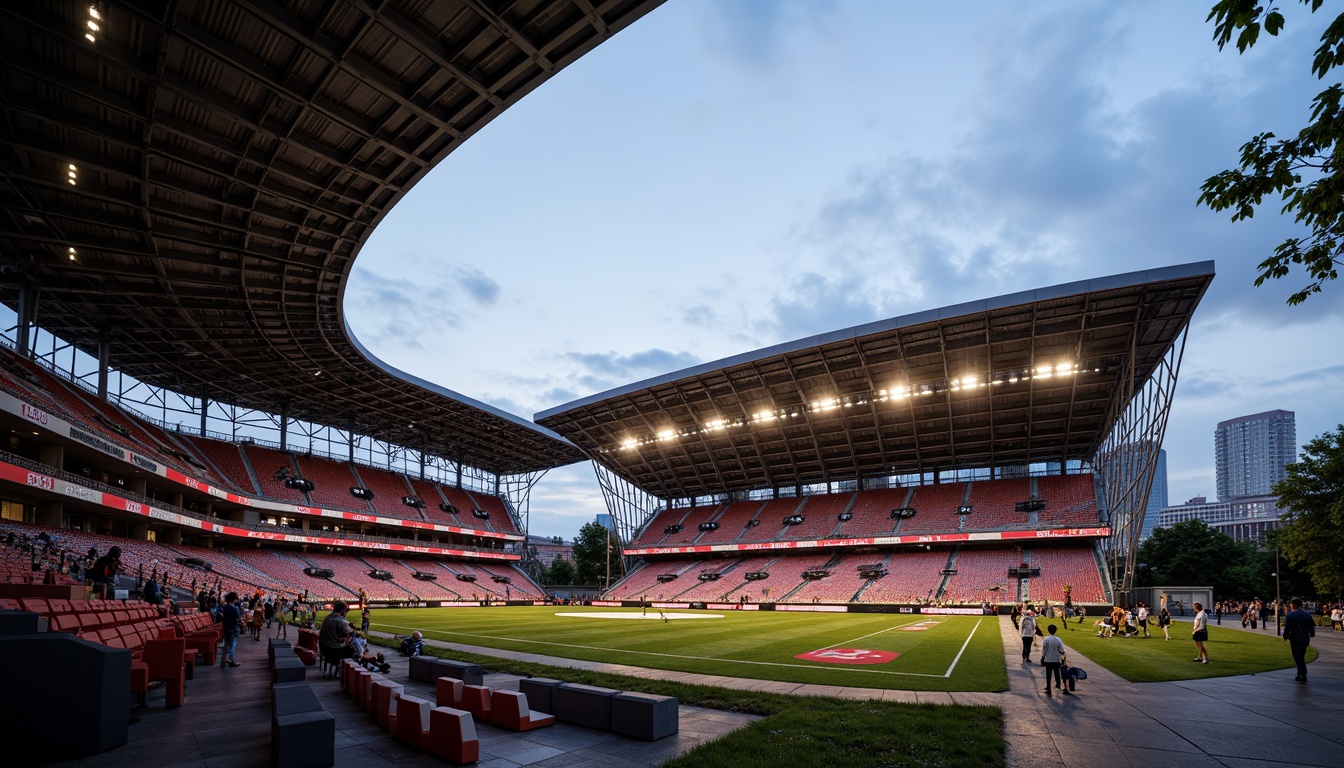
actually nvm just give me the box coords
[1140,449,1168,540]
[1215,410,1296,501]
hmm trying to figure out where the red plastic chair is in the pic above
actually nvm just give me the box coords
[137,638,187,708]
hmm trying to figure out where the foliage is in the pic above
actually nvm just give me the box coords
[1198,0,1344,304]
[1137,519,1266,597]
[540,556,576,585]
[569,520,622,586]
[1273,424,1344,594]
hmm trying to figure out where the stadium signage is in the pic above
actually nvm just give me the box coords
[67,425,124,458]
[921,607,988,615]
[63,484,102,504]
[20,402,47,424]
[795,648,897,665]
[26,471,56,491]
[623,526,1112,556]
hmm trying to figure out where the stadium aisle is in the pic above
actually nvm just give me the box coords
[997,615,1343,768]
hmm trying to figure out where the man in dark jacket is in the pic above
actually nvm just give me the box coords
[1283,597,1316,683]
[219,592,243,668]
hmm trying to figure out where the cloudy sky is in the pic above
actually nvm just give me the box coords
[343,0,1344,539]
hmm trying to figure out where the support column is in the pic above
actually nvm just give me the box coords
[126,478,148,497]
[16,284,36,357]
[348,418,356,463]
[38,443,63,469]
[168,492,183,508]
[199,390,209,435]
[279,402,289,451]
[129,522,149,540]
[96,338,111,400]
[418,451,425,480]
[160,528,182,546]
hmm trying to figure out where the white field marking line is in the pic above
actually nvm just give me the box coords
[820,617,933,650]
[380,622,947,678]
[942,618,983,678]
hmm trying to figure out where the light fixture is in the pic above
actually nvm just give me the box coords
[88,5,100,20]
[67,246,77,261]
[85,5,100,43]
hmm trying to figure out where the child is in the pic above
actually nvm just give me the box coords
[361,606,371,634]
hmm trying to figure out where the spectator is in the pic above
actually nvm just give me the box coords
[251,601,264,641]
[1137,602,1150,638]
[1330,604,1342,632]
[276,598,291,639]
[264,598,274,629]
[1019,608,1037,664]
[1158,604,1172,641]
[1040,624,1070,696]
[318,601,357,668]
[361,606,371,634]
[88,546,121,599]
[1283,597,1315,683]
[219,592,243,668]
[143,575,163,606]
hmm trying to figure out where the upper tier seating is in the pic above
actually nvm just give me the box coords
[962,479,1032,530]
[353,466,422,521]
[439,486,479,528]
[737,498,808,543]
[896,483,969,533]
[242,445,309,503]
[654,505,723,547]
[163,542,297,595]
[939,549,1020,604]
[832,487,908,538]
[404,478,458,527]
[1026,546,1107,604]
[293,455,370,512]
[474,563,543,599]
[435,562,507,598]
[694,500,767,545]
[631,506,694,546]
[466,491,517,533]
[178,435,259,494]
[1035,475,1100,527]
[774,493,854,541]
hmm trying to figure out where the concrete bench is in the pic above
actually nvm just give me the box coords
[271,682,334,768]
[554,683,619,731]
[518,677,562,715]
[272,651,308,684]
[611,691,679,740]
[268,638,292,663]
[408,655,483,686]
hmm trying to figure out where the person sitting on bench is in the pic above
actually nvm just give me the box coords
[318,601,358,667]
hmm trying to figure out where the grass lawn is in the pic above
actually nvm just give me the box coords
[1046,618,1318,682]
[367,635,1005,768]
[373,606,1007,692]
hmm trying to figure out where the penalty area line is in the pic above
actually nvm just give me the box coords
[943,618,983,678]
[379,622,947,678]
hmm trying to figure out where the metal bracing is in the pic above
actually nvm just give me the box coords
[593,460,661,548]
[1093,322,1189,600]
[498,470,547,539]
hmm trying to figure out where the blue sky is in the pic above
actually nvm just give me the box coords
[344,1,1344,539]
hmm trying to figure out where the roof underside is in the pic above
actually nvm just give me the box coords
[0,0,665,475]
[538,265,1214,500]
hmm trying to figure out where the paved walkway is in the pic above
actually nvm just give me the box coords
[999,616,1344,768]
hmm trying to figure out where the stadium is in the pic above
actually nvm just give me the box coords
[0,3,1333,768]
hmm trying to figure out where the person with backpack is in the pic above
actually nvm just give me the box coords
[1040,624,1071,696]
[1019,607,1037,663]
[219,592,243,668]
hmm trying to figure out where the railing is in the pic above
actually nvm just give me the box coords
[0,449,511,556]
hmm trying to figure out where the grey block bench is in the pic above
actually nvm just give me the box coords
[408,655,483,686]
[518,677,562,715]
[612,691,679,740]
[271,682,335,768]
[554,683,619,731]
[272,649,308,684]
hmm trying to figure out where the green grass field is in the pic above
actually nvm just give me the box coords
[1046,618,1319,682]
[373,606,1008,692]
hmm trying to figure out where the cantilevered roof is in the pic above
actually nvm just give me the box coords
[0,0,665,475]
[537,262,1215,499]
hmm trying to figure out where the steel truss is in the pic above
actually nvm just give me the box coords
[1094,323,1189,601]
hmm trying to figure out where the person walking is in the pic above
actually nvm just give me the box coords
[1137,602,1150,638]
[1191,601,1210,664]
[219,592,243,668]
[1040,624,1071,696]
[1020,608,1037,664]
[276,597,290,639]
[1158,605,1172,641]
[360,606,371,634]
[1283,597,1316,683]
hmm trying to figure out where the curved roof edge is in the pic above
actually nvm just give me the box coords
[536,260,1216,421]
[343,318,576,449]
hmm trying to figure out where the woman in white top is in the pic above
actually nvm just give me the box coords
[1191,601,1209,663]
[1020,608,1037,663]
[1040,623,1070,695]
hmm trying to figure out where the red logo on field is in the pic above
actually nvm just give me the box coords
[795,648,898,665]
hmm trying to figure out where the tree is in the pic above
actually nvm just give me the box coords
[1197,1,1344,305]
[570,521,622,587]
[1136,519,1264,598]
[1273,424,1344,595]
[542,557,576,586]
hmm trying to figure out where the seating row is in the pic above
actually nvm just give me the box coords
[340,660,480,764]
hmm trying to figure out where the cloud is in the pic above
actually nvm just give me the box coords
[691,0,835,69]
[760,1,1343,345]
[345,258,507,353]
[458,268,501,306]
[565,348,700,379]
